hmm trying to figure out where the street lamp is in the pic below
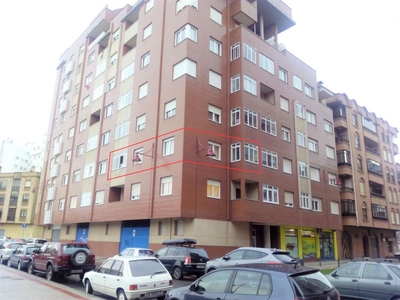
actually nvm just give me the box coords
[197,137,216,158]
[132,143,154,163]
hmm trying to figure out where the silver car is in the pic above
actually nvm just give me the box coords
[205,247,297,273]
[0,242,26,265]
[327,260,400,299]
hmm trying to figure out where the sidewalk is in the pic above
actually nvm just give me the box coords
[304,259,350,270]
[0,265,99,300]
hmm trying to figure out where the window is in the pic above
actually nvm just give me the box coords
[261,117,276,136]
[362,116,376,133]
[83,162,95,179]
[141,52,150,68]
[243,44,256,63]
[231,143,240,162]
[19,210,26,218]
[76,144,84,157]
[297,132,306,147]
[111,151,127,170]
[131,183,141,200]
[165,99,176,119]
[88,51,95,63]
[70,196,77,209]
[85,73,93,85]
[59,199,65,210]
[68,127,75,138]
[115,121,130,139]
[120,62,135,82]
[95,191,104,205]
[80,192,91,207]
[259,53,274,74]
[79,119,87,132]
[304,84,314,98]
[139,82,148,99]
[136,114,146,131]
[175,24,197,45]
[308,138,318,152]
[285,191,294,207]
[71,105,76,116]
[231,107,240,126]
[87,135,98,152]
[208,141,221,160]
[295,102,305,118]
[359,178,365,196]
[107,78,115,91]
[283,158,292,174]
[73,170,80,182]
[99,160,108,175]
[113,28,120,41]
[145,0,154,12]
[96,60,106,77]
[231,42,240,61]
[306,110,316,125]
[352,113,358,126]
[244,143,258,164]
[299,162,308,177]
[231,75,240,93]
[262,149,277,169]
[209,70,222,89]
[61,174,68,186]
[244,108,257,129]
[207,179,220,198]
[101,131,110,146]
[208,105,221,123]
[118,91,133,110]
[210,7,222,25]
[279,68,287,82]
[176,0,198,12]
[110,53,117,66]
[324,120,333,133]
[301,193,310,209]
[357,155,363,171]
[263,184,278,204]
[293,75,302,91]
[104,104,113,118]
[326,145,335,159]
[355,134,360,149]
[282,127,290,142]
[65,150,71,161]
[280,96,289,112]
[209,38,222,55]
[243,75,257,95]
[82,96,90,108]
[160,176,172,196]
[163,137,175,156]
[93,84,104,100]
[312,197,322,211]
[143,23,152,40]
[173,58,196,80]
[310,167,320,181]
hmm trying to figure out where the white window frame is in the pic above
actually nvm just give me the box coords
[101,131,110,146]
[83,162,95,179]
[308,138,318,152]
[115,121,130,140]
[243,75,257,95]
[98,160,108,175]
[118,91,133,110]
[131,183,141,200]
[297,131,306,147]
[244,143,258,164]
[160,176,173,196]
[259,53,274,74]
[282,127,291,142]
[136,114,146,131]
[139,82,148,99]
[312,197,322,211]
[163,137,175,156]
[306,110,316,125]
[231,107,240,126]
[304,84,314,98]
[324,120,333,133]
[231,42,240,61]
[80,192,91,207]
[165,99,176,119]
[141,52,150,68]
[299,162,308,178]
[104,103,113,118]
[231,143,241,162]
[209,70,222,89]
[173,58,196,80]
[243,43,256,63]
[208,104,221,123]
[244,108,257,129]
[143,23,152,40]
[209,141,221,160]
[111,151,127,170]
[295,102,305,119]
[261,116,276,136]
[262,149,278,169]
[262,184,279,204]
[175,24,197,45]
[209,38,222,56]
[293,75,302,91]
[207,179,221,198]
[210,7,222,25]
[231,75,240,93]
[301,193,310,209]
[279,68,288,82]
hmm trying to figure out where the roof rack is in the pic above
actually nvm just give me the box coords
[162,238,197,247]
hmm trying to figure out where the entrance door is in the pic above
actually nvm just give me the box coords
[76,223,89,242]
[119,220,150,252]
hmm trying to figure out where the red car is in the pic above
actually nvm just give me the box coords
[28,241,96,281]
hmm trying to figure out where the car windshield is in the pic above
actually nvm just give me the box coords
[10,244,21,250]
[61,244,92,254]
[291,271,334,296]
[387,265,400,278]
[129,259,167,277]
[26,247,40,254]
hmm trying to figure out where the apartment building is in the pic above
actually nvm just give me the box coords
[0,171,42,238]
[0,139,33,173]
[38,0,342,259]
[319,87,399,259]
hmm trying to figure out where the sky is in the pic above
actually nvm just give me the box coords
[1,0,399,161]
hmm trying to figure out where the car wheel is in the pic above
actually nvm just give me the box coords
[46,265,56,281]
[117,289,127,300]
[85,279,93,294]
[28,261,36,275]
[70,250,88,267]
[172,266,183,280]
[7,259,11,267]
[17,261,22,271]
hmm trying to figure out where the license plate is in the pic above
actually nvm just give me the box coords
[196,265,205,269]
[146,291,163,297]
[71,269,83,273]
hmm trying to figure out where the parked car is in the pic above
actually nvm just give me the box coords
[0,236,11,244]
[0,242,26,265]
[327,259,400,299]
[82,256,173,300]
[24,238,47,245]
[205,247,298,273]
[154,238,209,280]
[28,241,96,281]
[114,247,154,257]
[7,244,41,270]
[165,262,340,300]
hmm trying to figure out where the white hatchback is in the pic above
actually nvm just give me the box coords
[82,256,173,300]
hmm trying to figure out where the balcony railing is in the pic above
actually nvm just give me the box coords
[47,186,56,201]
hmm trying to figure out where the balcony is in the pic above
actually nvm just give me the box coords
[59,98,68,114]
[65,60,74,75]
[230,0,257,27]
[341,199,356,217]
[62,79,71,94]
[43,209,52,224]
[47,186,56,201]
[50,164,59,178]
[88,31,108,50]
[53,142,62,156]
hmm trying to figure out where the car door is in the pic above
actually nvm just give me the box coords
[218,249,246,268]
[9,246,21,267]
[328,262,361,299]
[104,260,124,296]
[156,247,174,272]
[358,263,395,300]
[90,259,114,294]
[224,270,272,300]
[185,269,233,300]
[34,243,50,271]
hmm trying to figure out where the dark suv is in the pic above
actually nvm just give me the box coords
[154,238,209,280]
[28,242,96,281]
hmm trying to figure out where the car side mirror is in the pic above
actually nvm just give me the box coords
[189,284,196,292]
[32,249,38,254]
[331,272,338,277]
[223,255,230,261]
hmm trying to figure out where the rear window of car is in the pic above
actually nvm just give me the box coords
[189,248,209,258]
[129,259,167,277]
[61,244,93,254]
[291,271,334,296]
[272,252,296,263]
[26,247,40,254]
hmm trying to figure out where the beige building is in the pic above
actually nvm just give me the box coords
[0,171,43,239]
[319,87,399,259]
